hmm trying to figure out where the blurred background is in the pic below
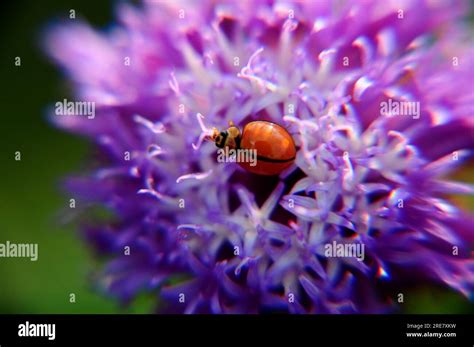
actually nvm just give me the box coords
[0,0,472,314]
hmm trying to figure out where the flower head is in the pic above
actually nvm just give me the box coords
[46,0,474,313]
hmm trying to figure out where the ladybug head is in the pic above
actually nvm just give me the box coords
[206,123,241,149]
[214,131,228,148]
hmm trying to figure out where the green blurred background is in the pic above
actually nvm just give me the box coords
[0,0,153,313]
[0,0,472,314]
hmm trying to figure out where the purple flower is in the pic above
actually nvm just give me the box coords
[45,0,474,313]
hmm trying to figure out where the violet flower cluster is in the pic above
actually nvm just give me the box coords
[46,0,474,313]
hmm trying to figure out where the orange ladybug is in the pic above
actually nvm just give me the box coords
[209,120,296,176]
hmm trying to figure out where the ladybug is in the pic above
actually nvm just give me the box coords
[209,120,296,176]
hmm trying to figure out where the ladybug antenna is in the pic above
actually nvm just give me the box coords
[192,113,218,150]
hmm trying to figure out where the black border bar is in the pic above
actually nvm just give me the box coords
[0,314,472,346]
